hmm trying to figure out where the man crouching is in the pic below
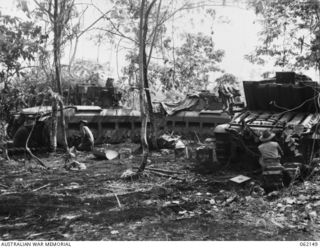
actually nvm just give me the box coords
[78,120,94,151]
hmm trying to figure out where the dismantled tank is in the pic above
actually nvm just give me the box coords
[7,91,236,150]
[214,72,320,171]
[64,77,122,108]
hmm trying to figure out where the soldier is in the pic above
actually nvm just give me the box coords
[259,130,293,187]
[258,130,283,170]
[218,84,233,112]
[78,120,94,151]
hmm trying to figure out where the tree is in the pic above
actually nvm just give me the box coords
[0,13,45,120]
[50,0,75,151]
[246,0,320,75]
[174,32,225,93]
[94,1,229,172]
[93,0,190,171]
[135,0,161,172]
[215,73,239,88]
[138,0,150,173]
[91,0,173,166]
[30,0,76,151]
[0,14,44,86]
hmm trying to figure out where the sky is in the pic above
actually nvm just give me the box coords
[0,0,319,84]
[73,2,267,82]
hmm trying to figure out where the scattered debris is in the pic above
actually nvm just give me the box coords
[147,170,184,181]
[223,194,238,206]
[133,166,185,175]
[106,150,119,160]
[157,134,180,149]
[67,182,80,189]
[160,149,171,156]
[283,162,301,181]
[196,145,214,165]
[114,193,122,208]
[93,148,119,160]
[119,148,132,159]
[32,183,51,192]
[65,161,87,171]
[0,183,9,189]
[174,140,188,159]
[120,169,140,180]
[250,184,265,197]
[229,175,251,184]
[2,137,320,241]
[283,197,296,205]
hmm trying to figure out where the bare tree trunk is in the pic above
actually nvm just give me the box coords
[138,0,149,173]
[53,0,69,151]
[53,0,62,95]
[50,98,58,152]
[58,101,68,150]
[171,12,176,88]
[318,63,320,83]
[142,0,158,150]
[68,36,79,74]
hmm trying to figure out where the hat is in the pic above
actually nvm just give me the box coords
[80,120,88,125]
[259,130,275,142]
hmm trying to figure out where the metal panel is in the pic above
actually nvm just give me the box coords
[287,113,306,126]
[243,81,255,109]
[21,106,52,115]
[75,105,102,112]
[278,112,295,124]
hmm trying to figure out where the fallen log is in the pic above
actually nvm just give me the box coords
[32,183,51,192]
[148,170,184,180]
[133,166,185,174]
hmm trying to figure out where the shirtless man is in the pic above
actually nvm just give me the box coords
[78,120,94,151]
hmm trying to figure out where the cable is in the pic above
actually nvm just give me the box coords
[273,95,317,115]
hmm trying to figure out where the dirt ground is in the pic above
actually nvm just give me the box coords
[1,143,320,241]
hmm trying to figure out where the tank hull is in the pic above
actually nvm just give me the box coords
[9,106,231,148]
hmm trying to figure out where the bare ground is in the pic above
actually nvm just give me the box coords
[0,144,320,241]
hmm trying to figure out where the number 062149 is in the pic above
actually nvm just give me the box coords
[300,242,319,247]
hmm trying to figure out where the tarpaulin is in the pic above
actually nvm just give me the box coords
[160,94,200,116]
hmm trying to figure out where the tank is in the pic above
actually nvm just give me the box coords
[7,87,244,149]
[8,105,232,149]
[214,72,320,170]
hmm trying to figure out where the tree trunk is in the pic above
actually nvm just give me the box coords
[143,53,158,150]
[142,0,158,150]
[53,0,69,152]
[50,98,58,152]
[318,63,320,83]
[138,0,149,173]
[68,36,79,74]
[58,101,68,150]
